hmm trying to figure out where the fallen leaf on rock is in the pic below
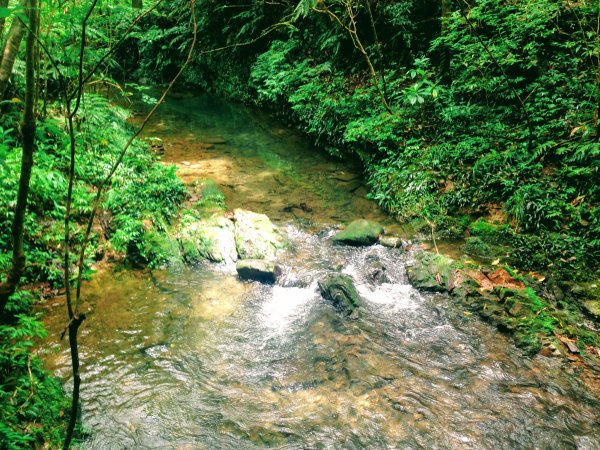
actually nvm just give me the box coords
[465,270,495,291]
[487,268,526,290]
[557,334,580,354]
[435,272,443,286]
[528,271,546,282]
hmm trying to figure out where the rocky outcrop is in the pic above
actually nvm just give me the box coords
[332,219,384,246]
[236,259,282,283]
[407,251,546,354]
[234,209,284,259]
[318,274,363,318]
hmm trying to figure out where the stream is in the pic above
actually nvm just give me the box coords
[38,94,600,449]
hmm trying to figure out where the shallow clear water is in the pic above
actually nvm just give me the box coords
[137,92,397,229]
[38,95,600,449]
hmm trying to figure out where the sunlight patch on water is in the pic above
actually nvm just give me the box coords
[189,274,250,321]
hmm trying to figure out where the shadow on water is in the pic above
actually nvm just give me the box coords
[38,94,600,449]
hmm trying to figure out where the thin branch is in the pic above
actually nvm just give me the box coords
[197,20,291,55]
[313,1,393,114]
[70,0,99,118]
[73,0,198,313]
[74,0,165,94]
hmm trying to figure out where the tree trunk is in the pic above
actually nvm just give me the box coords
[0,0,10,48]
[0,0,27,97]
[0,0,36,317]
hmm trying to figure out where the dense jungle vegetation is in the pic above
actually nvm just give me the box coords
[134,0,599,281]
[0,0,598,447]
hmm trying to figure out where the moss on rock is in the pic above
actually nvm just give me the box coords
[333,219,384,246]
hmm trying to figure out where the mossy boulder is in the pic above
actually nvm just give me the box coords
[407,251,456,292]
[179,216,237,264]
[332,219,384,246]
[236,259,282,283]
[566,282,600,322]
[318,274,363,318]
[582,300,600,321]
[378,235,406,249]
[234,209,284,259]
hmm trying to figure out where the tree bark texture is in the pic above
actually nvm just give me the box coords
[0,0,36,317]
[0,0,10,47]
[0,0,27,97]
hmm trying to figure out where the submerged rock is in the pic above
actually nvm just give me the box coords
[365,253,390,284]
[234,209,284,259]
[318,274,363,318]
[179,216,237,264]
[333,219,384,246]
[236,259,281,283]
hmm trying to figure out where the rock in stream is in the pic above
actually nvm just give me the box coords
[318,274,363,318]
[332,219,383,246]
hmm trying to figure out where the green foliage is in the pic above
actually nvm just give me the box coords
[168,0,599,279]
[0,309,69,448]
[1,94,187,285]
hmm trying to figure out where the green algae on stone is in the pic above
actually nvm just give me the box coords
[191,178,227,217]
[332,219,384,246]
[318,274,363,317]
[462,236,495,260]
[179,216,237,264]
[407,251,456,292]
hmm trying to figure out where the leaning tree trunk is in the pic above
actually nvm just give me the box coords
[0,0,37,317]
[0,0,27,97]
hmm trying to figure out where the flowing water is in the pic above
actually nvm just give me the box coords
[38,95,599,449]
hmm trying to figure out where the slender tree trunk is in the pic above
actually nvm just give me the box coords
[0,0,36,317]
[0,0,27,97]
[0,0,10,47]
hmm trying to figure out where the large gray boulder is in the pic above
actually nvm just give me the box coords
[236,259,282,283]
[333,219,384,246]
[318,274,363,318]
[179,216,237,264]
[234,209,284,259]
